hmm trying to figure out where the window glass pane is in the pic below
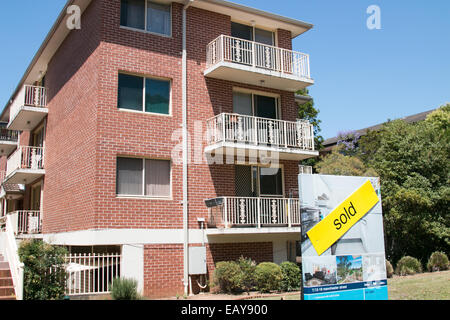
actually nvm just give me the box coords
[145,160,171,197]
[255,28,274,45]
[145,78,170,114]
[121,0,145,30]
[231,22,253,41]
[117,158,143,195]
[147,1,171,35]
[233,92,252,116]
[255,95,277,119]
[118,74,143,111]
[259,167,283,196]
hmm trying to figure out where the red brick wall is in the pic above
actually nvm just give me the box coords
[277,29,293,50]
[0,156,6,173]
[202,241,274,292]
[39,0,299,233]
[27,0,301,299]
[93,1,185,230]
[143,244,185,298]
[207,242,274,268]
[43,0,102,233]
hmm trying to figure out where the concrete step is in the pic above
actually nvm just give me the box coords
[0,286,15,297]
[0,277,13,287]
[0,262,9,269]
[0,270,11,278]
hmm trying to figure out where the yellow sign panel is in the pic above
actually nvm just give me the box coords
[307,180,380,256]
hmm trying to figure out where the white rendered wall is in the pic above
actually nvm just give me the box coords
[121,244,144,295]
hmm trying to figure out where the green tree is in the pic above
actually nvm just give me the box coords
[356,129,383,164]
[315,145,378,177]
[360,105,450,264]
[18,239,68,300]
[297,88,324,168]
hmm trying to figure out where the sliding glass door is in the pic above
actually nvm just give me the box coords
[235,165,284,198]
[231,22,275,66]
[233,92,278,119]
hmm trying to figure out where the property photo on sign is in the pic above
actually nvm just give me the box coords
[299,174,388,300]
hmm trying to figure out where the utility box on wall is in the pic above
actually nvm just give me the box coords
[189,246,207,275]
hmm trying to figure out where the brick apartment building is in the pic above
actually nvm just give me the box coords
[0,0,317,298]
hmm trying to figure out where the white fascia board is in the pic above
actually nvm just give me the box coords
[43,227,301,246]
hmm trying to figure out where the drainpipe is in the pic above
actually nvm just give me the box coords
[182,0,194,297]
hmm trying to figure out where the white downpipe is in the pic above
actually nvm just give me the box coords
[182,0,194,296]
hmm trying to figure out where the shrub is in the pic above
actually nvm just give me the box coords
[255,262,283,293]
[110,278,141,300]
[18,239,68,300]
[213,261,243,293]
[395,256,422,276]
[280,262,301,292]
[237,257,256,293]
[386,260,394,278]
[427,252,449,272]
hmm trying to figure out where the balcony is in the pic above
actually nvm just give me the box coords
[8,85,48,131]
[0,128,19,156]
[8,210,42,236]
[0,171,25,200]
[205,113,318,161]
[205,35,313,92]
[206,197,300,234]
[5,146,45,184]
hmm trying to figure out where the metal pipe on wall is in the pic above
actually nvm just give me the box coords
[182,0,194,297]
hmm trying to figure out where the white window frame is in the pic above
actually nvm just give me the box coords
[116,156,173,200]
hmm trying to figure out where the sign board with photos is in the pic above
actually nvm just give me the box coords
[298,174,388,300]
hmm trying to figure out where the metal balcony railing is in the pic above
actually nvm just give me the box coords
[6,146,45,177]
[206,35,311,79]
[0,128,19,143]
[9,85,47,123]
[8,210,42,235]
[206,113,315,151]
[207,196,300,229]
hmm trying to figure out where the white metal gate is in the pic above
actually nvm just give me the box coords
[65,253,121,295]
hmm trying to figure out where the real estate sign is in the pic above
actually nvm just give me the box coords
[299,174,388,300]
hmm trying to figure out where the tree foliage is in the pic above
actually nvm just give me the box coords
[297,88,324,168]
[18,239,68,300]
[315,145,378,177]
[315,104,449,265]
[336,130,361,156]
[361,106,450,264]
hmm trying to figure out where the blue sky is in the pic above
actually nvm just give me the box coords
[1,1,449,139]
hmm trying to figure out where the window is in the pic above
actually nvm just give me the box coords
[120,0,145,30]
[231,22,274,46]
[117,157,171,197]
[147,1,171,36]
[233,91,279,119]
[118,73,170,115]
[235,165,284,197]
[121,0,171,36]
[259,167,283,196]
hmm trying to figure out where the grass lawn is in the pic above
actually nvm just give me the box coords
[388,270,450,300]
[255,294,301,300]
[255,271,450,300]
